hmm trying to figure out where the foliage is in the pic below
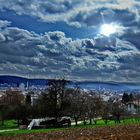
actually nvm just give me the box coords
[122,92,134,103]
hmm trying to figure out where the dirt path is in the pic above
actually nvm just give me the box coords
[0,129,19,133]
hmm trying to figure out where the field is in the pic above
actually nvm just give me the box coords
[0,118,140,140]
[0,124,140,140]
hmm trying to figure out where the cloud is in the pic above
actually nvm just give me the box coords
[0,0,140,82]
[0,0,140,28]
[0,20,11,28]
[0,33,6,42]
[0,23,140,82]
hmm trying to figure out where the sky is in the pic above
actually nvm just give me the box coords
[0,0,140,83]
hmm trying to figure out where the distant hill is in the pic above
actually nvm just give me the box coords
[0,75,47,86]
[72,81,140,91]
[0,75,140,91]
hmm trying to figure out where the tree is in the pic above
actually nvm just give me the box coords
[9,104,28,126]
[86,94,103,125]
[0,104,9,125]
[111,102,122,123]
[102,101,112,124]
[0,90,25,126]
[122,93,134,104]
[0,90,24,105]
[122,93,129,103]
[25,94,31,105]
[69,87,86,126]
[36,78,69,119]
[129,93,134,102]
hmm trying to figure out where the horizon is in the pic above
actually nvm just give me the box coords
[1,75,140,91]
[1,74,140,85]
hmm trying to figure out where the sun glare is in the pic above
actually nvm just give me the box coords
[100,23,119,37]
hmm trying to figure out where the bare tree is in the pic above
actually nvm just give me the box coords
[85,93,103,125]
[36,79,69,119]
[0,90,24,126]
[69,87,86,126]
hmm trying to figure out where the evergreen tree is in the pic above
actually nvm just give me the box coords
[122,92,129,103]
[129,93,134,102]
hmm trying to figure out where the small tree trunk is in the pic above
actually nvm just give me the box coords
[74,117,78,126]
[17,119,20,127]
[83,118,86,125]
[94,120,97,125]
[89,118,92,125]
[1,118,4,126]
[105,119,108,124]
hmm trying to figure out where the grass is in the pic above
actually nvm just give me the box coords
[0,118,140,136]
[0,120,18,130]
[70,118,140,129]
[0,127,64,136]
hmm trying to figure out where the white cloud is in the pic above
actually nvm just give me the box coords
[0,23,140,82]
[0,33,5,42]
[0,20,11,28]
[0,0,140,28]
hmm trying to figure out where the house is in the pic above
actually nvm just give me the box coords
[126,102,140,114]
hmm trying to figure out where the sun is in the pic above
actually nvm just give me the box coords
[100,23,119,37]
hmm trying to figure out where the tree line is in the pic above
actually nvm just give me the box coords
[0,79,139,127]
